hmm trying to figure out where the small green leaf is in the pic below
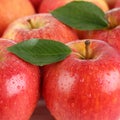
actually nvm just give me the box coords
[7,39,71,66]
[51,1,109,30]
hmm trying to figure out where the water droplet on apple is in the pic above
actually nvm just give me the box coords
[12,81,15,84]
[87,93,92,98]
[106,72,110,76]
[14,102,17,105]
[80,78,84,82]
[71,103,75,108]
[0,100,3,104]
[82,109,87,114]
[17,85,21,89]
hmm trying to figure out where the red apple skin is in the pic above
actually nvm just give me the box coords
[39,0,71,13]
[114,0,120,8]
[104,0,116,9]
[0,39,40,120]
[38,0,109,13]
[82,8,120,52]
[2,13,78,43]
[42,40,120,120]
[105,0,120,9]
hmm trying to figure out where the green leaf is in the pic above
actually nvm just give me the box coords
[7,39,71,66]
[51,1,109,30]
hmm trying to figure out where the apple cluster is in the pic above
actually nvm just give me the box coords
[1,0,120,120]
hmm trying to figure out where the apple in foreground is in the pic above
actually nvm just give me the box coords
[2,13,78,43]
[38,0,109,13]
[0,39,40,120]
[42,39,120,120]
[82,8,120,53]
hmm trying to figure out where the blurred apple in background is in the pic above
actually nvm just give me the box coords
[82,8,120,52]
[0,0,35,37]
[114,0,120,8]
[38,0,109,13]
[0,39,40,120]
[43,39,120,120]
[2,13,78,43]
[105,0,120,9]
[104,0,116,9]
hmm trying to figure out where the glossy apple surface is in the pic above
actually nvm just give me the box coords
[3,13,78,43]
[43,39,120,120]
[0,39,40,120]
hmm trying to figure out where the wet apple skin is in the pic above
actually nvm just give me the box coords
[43,40,120,120]
[0,40,40,120]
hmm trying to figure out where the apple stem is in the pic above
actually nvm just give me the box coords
[27,19,34,29]
[85,40,90,59]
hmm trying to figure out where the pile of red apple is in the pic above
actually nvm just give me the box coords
[1,0,120,120]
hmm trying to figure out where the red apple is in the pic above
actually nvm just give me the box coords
[2,13,78,43]
[39,0,109,13]
[82,8,120,52]
[114,0,120,8]
[0,39,40,120]
[42,39,120,120]
[104,0,116,9]
[105,0,120,9]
